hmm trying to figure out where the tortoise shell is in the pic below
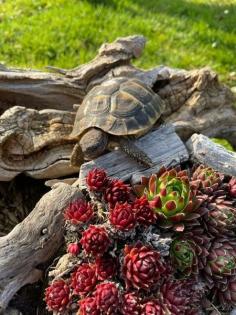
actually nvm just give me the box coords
[71,77,164,137]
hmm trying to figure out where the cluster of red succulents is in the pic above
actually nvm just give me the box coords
[45,166,236,314]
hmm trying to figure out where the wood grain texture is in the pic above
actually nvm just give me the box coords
[0,183,83,312]
[186,133,236,176]
[77,124,189,187]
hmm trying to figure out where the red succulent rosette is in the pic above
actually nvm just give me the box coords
[86,168,108,192]
[80,225,110,257]
[95,282,120,314]
[71,263,97,296]
[67,242,81,256]
[45,279,71,312]
[78,297,99,315]
[109,202,136,231]
[121,292,141,315]
[104,179,132,207]
[133,196,157,225]
[95,255,117,281]
[203,198,236,237]
[159,279,203,315]
[191,164,224,195]
[213,275,236,309]
[141,300,162,315]
[122,243,166,291]
[203,238,236,289]
[64,199,94,225]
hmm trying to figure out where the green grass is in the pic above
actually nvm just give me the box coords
[0,0,235,152]
[0,0,236,86]
[212,138,235,152]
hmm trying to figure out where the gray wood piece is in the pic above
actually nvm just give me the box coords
[0,183,83,312]
[186,133,236,176]
[78,124,189,188]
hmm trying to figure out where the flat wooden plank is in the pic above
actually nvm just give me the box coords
[78,124,189,188]
[186,133,236,176]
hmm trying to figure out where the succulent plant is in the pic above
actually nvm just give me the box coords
[104,178,132,207]
[213,275,236,309]
[134,166,205,231]
[67,242,81,256]
[141,300,162,315]
[95,282,120,314]
[160,279,204,315]
[64,199,94,225]
[203,198,236,237]
[122,243,166,291]
[78,297,99,315]
[191,164,224,195]
[133,195,157,226]
[86,168,108,192]
[95,255,117,281]
[80,225,110,257]
[170,238,198,277]
[121,292,141,315]
[109,202,136,231]
[181,227,211,270]
[229,177,236,198]
[71,263,97,296]
[45,279,71,312]
[203,238,236,290]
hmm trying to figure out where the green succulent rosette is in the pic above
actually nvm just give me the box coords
[170,238,198,277]
[134,167,205,231]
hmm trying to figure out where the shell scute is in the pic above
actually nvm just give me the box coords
[71,77,163,137]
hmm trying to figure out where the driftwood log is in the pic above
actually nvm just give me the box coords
[0,35,235,181]
[186,133,236,177]
[0,183,82,313]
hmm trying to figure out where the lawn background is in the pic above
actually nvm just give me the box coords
[0,0,235,150]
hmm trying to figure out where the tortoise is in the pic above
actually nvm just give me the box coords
[70,77,164,167]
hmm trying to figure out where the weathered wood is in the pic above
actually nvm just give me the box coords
[186,133,236,177]
[0,106,78,181]
[163,68,236,147]
[77,124,189,188]
[0,183,82,312]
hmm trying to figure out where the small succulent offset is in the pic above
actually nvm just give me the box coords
[191,164,224,195]
[44,165,236,314]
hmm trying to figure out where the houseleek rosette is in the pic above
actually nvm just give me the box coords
[170,238,198,277]
[134,167,204,231]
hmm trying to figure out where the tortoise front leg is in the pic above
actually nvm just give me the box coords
[70,142,84,167]
[119,137,154,167]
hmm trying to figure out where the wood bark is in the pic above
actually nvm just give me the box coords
[0,183,82,313]
[0,35,235,181]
